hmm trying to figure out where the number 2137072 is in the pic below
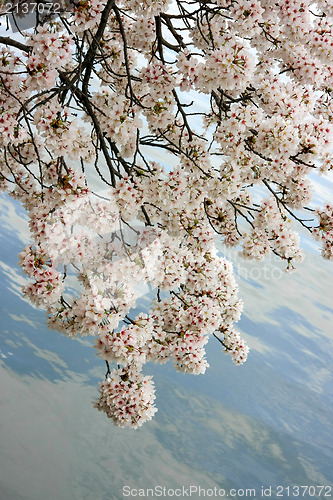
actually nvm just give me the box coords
[276,485,332,497]
[5,2,62,14]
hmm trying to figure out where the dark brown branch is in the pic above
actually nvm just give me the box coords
[0,36,31,53]
[81,0,115,93]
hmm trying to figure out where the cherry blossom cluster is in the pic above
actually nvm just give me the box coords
[71,0,108,33]
[222,329,250,365]
[313,204,333,260]
[90,89,142,158]
[240,198,304,271]
[93,366,157,428]
[23,24,73,90]
[19,245,64,307]
[1,0,333,427]
[34,101,93,161]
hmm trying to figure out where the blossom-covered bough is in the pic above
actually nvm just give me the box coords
[0,0,333,428]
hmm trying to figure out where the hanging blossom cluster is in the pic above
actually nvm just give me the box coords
[1,0,333,427]
[93,367,157,429]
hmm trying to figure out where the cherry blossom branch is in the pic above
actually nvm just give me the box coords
[262,180,314,232]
